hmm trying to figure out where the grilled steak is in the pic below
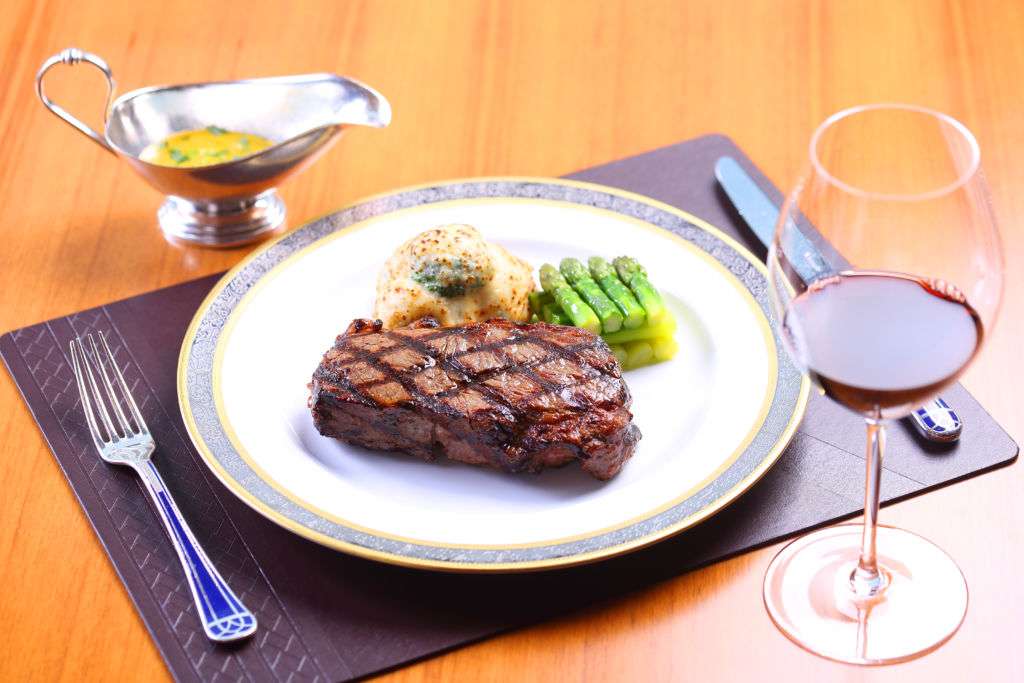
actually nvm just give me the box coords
[310,317,641,480]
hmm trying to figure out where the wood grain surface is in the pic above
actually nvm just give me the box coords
[1,0,1021,680]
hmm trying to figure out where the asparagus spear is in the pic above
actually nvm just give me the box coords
[559,258,623,333]
[652,336,679,362]
[609,344,629,367]
[611,337,675,369]
[624,340,654,368]
[601,315,676,345]
[539,264,601,333]
[529,290,553,314]
[541,302,571,326]
[588,256,646,329]
[613,256,666,325]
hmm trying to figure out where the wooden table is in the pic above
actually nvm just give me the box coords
[1,1,1021,680]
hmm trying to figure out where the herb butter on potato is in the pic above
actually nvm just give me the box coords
[374,224,535,328]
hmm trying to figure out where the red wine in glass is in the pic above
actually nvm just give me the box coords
[784,271,983,419]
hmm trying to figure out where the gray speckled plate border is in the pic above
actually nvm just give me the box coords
[178,178,809,572]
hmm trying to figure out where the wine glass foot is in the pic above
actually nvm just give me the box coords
[763,523,967,665]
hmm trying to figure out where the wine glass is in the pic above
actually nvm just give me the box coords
[763,104,1003,665]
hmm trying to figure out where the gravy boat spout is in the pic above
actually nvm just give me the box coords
[37,48,392,247]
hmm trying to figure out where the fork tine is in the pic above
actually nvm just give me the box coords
[77,334,121,441]
[70,339,110,450]
[98,331,149,434]
[88,333,133,436]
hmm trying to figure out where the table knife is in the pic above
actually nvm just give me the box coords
[713,155,962,442]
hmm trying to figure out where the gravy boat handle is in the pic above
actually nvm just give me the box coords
[36,47,117,155]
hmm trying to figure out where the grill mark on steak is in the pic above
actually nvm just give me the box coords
[384,328,611,416]
[318,325,608,416]
[312,363,378,408]
[360,338,455,418]
[391,331,545,401]
[310,317,640,479]
[380,329,522,473]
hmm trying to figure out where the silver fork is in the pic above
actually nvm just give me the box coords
[70,332,257,643]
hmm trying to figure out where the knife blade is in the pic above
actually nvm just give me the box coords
[713,155,962,442]
[714,156,832,284]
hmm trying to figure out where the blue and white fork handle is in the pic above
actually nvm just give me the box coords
[136,461,257,642]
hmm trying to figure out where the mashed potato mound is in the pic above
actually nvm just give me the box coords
[374,224,534,328]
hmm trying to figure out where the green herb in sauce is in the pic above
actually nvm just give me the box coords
[411,257,488,298]
[168,148,190,164]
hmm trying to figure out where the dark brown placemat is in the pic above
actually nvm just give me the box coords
[2,134,1017,682]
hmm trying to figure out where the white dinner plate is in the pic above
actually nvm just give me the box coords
[179,178,808,572]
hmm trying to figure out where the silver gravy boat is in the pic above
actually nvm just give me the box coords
[36,48,391,247]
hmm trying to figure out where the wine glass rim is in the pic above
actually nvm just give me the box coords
[809,103,981,202]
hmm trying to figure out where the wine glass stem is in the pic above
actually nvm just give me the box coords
[851,418,887,599]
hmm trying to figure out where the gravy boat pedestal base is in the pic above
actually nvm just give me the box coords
[159,191,286,247]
